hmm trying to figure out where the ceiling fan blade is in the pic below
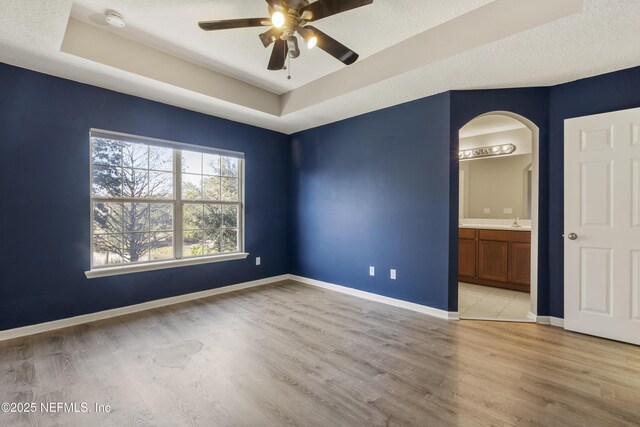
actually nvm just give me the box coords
[301,0,373,22]
[266,0,286,14]
[304,26,359,65]
[268,39,289,70]
[198,18,270,31]
[259,28,281,48]
[265,0,284,8]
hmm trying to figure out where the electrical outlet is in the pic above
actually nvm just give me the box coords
[256,257,261,266]
[484,208,491,214]
[369,266,375,276]
[503,207,513,214]
[390,269,396,280]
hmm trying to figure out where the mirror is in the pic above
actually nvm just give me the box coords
[459,115,533,220]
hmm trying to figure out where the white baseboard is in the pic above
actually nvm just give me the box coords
[0,274,290,342]
[5,272,539,342]
[536,316,565,327]
[289,275,459,320]
[536,316,550,324]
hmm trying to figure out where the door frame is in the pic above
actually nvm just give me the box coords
[456,111,540,319]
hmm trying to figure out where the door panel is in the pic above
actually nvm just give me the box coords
[580,161,612,227]
[579,247,612,315]
[632,251,640,320]
[478,241,508,283]
[580,126,613,151]
[633,159,640,228]
[510,242,531,286]
[458,238,476,279]
[565,107,640,345]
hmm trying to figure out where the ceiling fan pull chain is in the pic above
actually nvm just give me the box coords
[287,54,292,80]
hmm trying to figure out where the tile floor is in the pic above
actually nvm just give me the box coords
[458,282,532,321]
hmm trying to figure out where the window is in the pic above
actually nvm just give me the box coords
[88,130,246,277]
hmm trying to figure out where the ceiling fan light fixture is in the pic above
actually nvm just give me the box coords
[197,0,375,72]
[271,11,285,28]
[307,36,317,49]
[298,26,317,49]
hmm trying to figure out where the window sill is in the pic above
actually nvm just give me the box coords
[85,252,250,279]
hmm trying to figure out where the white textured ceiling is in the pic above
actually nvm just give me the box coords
[70,0,493,94]
[1,0,640,134]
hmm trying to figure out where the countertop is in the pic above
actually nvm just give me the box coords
[459,224,531,231]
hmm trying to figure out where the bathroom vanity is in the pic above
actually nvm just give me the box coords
[458,226,531,292]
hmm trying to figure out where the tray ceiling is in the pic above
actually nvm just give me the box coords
[1,0,640,134]
[70,0,493,94]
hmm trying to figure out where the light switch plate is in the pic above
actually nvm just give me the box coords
[256,257,261,266]
[390,269,396,280]
[484,208,491,214]
[503,208,513,214]
[369,266,375,276]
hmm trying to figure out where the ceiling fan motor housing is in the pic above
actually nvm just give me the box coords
[287,37,300,58]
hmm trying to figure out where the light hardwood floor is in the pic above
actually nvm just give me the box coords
[1,280,639,426]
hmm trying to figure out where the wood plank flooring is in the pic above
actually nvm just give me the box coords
[1,280,639,426]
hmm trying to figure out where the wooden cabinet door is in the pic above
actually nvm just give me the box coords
[510,242,531,286]
[458,238,476,279]
[478,240,509,283]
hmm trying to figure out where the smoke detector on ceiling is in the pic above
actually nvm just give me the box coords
[105,11,125,28]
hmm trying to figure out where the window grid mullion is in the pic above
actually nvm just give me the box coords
[147,146,152,254]
[175,149,184,259]
[120,142,124,197]
[181,200,241,206]
[91,197,175,204]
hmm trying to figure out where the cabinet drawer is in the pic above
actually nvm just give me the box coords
[459,228,477,239]
[478,229,530,243]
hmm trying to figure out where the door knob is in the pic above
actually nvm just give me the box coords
[568,233,578,240]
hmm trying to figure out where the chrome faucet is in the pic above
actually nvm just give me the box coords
[511,217,521,228]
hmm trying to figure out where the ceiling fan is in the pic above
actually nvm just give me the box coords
[198,0,374,71]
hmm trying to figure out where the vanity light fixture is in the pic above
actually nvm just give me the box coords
[458,143,516,160]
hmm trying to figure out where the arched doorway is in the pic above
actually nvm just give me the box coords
[456,112,540,321]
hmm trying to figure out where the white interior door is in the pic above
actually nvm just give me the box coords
[564,107,640,345]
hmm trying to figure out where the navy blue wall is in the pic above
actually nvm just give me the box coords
[290,66,640,318]
[547,66,640,317]
[288,88,551,314]
[3,60,640,330]
[0,63,290,331]
[290,93,453,310]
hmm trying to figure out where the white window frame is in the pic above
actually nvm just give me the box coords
[85,129,248,279]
